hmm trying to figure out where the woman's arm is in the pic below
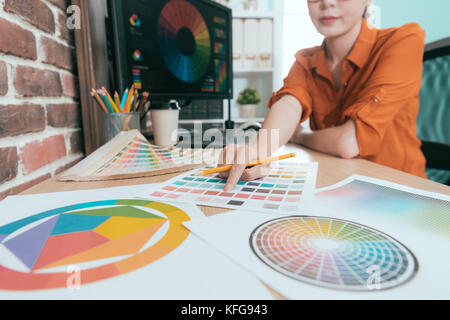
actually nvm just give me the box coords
[291,119,360,159]
[222,94,303,192]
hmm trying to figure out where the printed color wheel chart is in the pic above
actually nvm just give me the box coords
[157,0,211,82]
[0,200,190,290]
[250,216,418,291]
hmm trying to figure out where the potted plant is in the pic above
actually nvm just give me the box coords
[237,87,261,119]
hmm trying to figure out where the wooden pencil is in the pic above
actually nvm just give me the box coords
[199,153,296,176]
[120,88,129,111]
[132,90,138,112]
[138,92,149,111]
[125,84,135,113]
[97,89,113,113]
[114,91,121,110]
[91,89,109,113]
[102,87,119,113]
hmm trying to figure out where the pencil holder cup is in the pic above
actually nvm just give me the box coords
[104,112,141,141]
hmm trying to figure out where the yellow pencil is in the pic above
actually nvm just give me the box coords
[125,84,135,112]
[91,89,109,113]
[114,91,121,110]
[102,87,119,113]
[199,153,296,176]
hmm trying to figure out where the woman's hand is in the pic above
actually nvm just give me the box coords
[218,144,271,192]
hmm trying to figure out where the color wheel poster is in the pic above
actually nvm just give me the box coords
[0,185,273,299]
[184,178,450,299]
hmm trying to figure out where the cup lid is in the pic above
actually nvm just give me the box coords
[150,99,181,110]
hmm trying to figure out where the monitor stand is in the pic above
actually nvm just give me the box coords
[225,98,235,129]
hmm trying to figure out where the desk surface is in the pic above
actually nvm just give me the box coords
[18,144,450,299]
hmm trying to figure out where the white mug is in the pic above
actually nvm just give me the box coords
[151,100,180,147]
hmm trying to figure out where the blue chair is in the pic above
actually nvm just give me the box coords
[418,37,450,185]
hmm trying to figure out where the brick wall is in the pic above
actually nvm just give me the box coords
[0,0,83,200]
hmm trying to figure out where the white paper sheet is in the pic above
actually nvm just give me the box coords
[184,178,450,299]
[0,186,273,299]
[314,175,450,239]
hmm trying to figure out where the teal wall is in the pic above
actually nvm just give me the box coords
[374,0,450,43]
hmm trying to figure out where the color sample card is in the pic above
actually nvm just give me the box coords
[59,130,213,181]
[140,162,318,213]
[184,208,450,299]
[95,135,188,174]
[250,216,416,291]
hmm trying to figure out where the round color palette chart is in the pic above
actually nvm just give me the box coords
[250,216,418,291]
[157,0,211,82]
[0,200,190,290]
[129,14,141,27]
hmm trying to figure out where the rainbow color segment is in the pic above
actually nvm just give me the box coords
[96,135,190,175]
[157,0,211,83]
[250,216,417,291]
[214,59,227,92]
[132,49,143,62]
[0,200,190,290]
[129,14,141,27]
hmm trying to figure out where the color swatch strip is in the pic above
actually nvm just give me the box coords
[141,162,318,213]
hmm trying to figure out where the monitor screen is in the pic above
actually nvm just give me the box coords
[108,0,233,101]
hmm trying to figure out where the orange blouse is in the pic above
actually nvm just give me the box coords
[268,19,427,178]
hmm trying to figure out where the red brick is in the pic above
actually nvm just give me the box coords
[14,66,62,97]
[69,129,84,154]
[4,0,55,34]
[21,135,67,174]
[0,18,37,60]
[0,147,18,183]
[46,103,80,128]
[0,104,45,138]
[47,0,68,11]
[0,173,51,200]
[61,72,79,98]
[0,62,7,96]
[57,11,74,44]
[41,36,74,71]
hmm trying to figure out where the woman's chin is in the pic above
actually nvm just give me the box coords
[317,27,347,40]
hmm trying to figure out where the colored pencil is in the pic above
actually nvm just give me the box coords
[120,88,129,111]
[138,92,149,111]
[91,89,109,113]
[132,90,139,112]
[102,87,119,113]
[199,153,296,176]
[97,89,113,113]
[126,85,135,112]
[114,91,121,110]
[124,85,133,113]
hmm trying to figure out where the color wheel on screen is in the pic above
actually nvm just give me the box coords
[250,216,417,291]
[0,200,190,290]
[157,0,211,83]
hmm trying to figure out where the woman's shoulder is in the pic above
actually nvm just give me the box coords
[295,46,321,59]
[376,22,425,47]
[294,46,322,67]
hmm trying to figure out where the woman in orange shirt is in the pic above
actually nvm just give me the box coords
[221,0,427,191]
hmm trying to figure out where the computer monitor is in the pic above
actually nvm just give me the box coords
[108,0,233,102]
